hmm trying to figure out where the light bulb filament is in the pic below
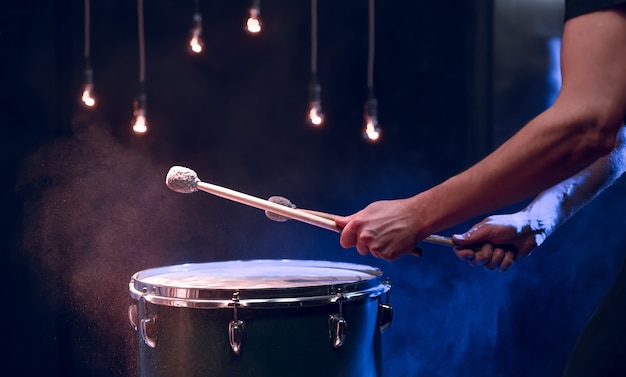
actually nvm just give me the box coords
[189,34,203,53]
[307,81,324,127]
[363,98,381,142]
[132,113,148,134]
[81,83,95,107]
[246,8,262,34]
[308,102,324,126]
[363,117,381,141]
[132,95,148,134]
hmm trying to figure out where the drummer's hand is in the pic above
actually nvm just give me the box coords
[335,198,424,261]
[452,213,543,271]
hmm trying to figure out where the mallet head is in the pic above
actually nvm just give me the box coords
[166,166,200,194]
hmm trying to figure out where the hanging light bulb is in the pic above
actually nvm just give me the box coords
[132,0,148,135]
[132,93,148,134]
[80,66,96,107]
[363,97,381,142]
[362,0,381,143]
[306,0,323,127]
[80,0,96,108]
[245,0,262,34]
[81,84,95,107]
[189,11,204,54]
[307,79,324,127]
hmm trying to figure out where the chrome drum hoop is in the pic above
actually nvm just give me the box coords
[129,259,390,309]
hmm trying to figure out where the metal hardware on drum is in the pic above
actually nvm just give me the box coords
[128,260,394,377]
[128,302,138,331]
[132,287,158,348]
[228,291,245,355]
[328,291,347,348]
[378,278,393,333]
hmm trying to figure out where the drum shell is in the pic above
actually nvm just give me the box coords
[134,296,383,377]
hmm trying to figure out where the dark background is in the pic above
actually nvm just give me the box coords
[2,0,626,376]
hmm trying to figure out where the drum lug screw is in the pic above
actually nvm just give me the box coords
[128,303,138,331]
[229,292,245,355]
[328,292,347,348]
[138,290,158,348]
[378,278,394,333]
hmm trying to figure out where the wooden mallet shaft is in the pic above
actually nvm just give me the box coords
[196,181,342,232]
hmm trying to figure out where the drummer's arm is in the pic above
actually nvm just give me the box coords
[523,124,626,241]
[450,125,626,270]
[412,8,626,236]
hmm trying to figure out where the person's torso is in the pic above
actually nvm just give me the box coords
[565,0,626,21]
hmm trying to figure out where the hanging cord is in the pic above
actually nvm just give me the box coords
[84,0,90,59]
[138,0,146,85]
[311,0,318,76]
[367,0,375,95]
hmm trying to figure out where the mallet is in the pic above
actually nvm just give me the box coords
[166,166,342,232]
[266,195,454,247]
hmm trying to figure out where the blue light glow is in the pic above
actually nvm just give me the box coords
[546,37,562,107]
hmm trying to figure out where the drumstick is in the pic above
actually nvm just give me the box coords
[166,166,341,232]
[266,196,455,247]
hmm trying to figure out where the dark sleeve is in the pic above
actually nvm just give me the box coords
[565,0,626,21]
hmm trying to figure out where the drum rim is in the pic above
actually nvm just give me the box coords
[129,259,390,308]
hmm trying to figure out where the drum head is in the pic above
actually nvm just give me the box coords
[129,259,387,308]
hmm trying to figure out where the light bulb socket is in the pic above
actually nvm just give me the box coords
[84,66,93,84]
[191,12,203,37]
[248,0,261,22]
[365,97,378,119]
[134,92,147,113]
[308,81,321,102]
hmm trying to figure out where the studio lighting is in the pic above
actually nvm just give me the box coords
[307,0,324,127]
[81,66,95,108]
[132,92,148,134]
[245,0,262,34]
[189,0,203,54]
[189,13,203,54]
[307,79,324,127]
[363,0,381,143]
[80,0,96,108]
[363,96,381,142]
[132,0,149,135]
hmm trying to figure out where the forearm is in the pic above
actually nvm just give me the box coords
[524,125,626,239]
[412,108,620,235]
